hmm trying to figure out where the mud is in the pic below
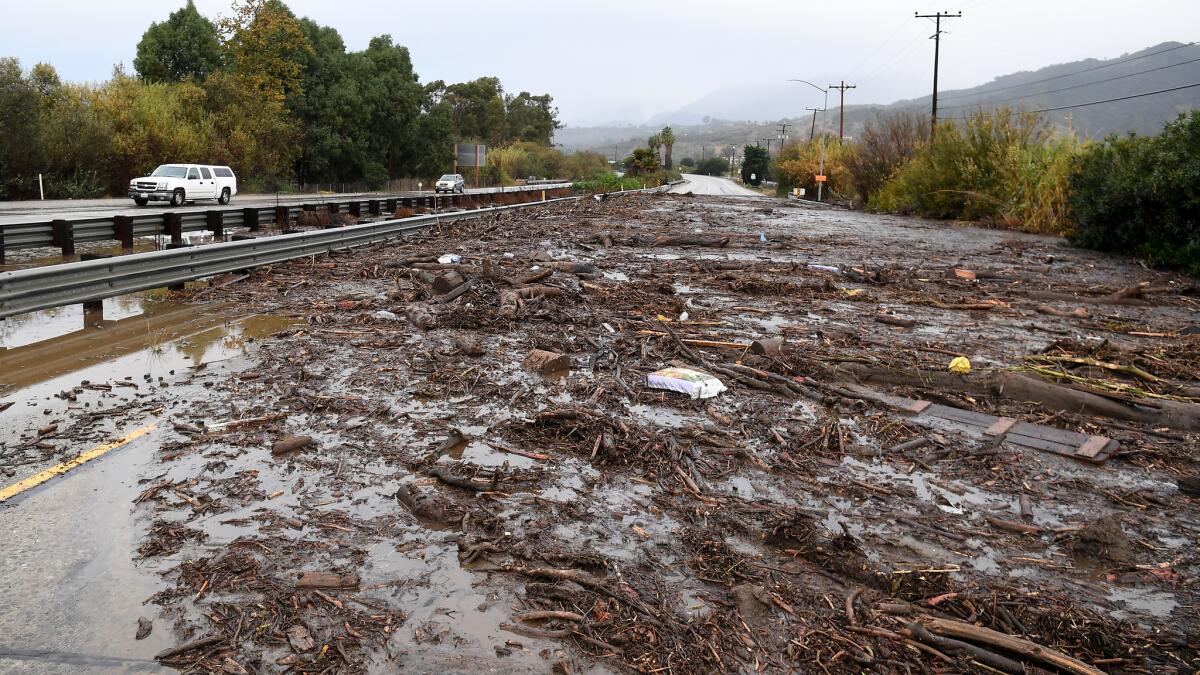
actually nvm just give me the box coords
[1,192,1198,673]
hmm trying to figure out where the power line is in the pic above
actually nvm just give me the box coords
[858,31,928,84]
[941,55,1200,111]
[949,80,1200,119]
[941,40,1198,101]
[847,20,909,80]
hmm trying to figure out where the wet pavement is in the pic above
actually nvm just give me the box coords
[0,192,1197,673]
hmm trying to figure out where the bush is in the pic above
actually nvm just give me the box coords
[870,109,1077,234]
[842,111,927,206]
[573,172,643,192]
[625,147,660,176]
[772,139,852,200]
[694,157,729,176]
[1069,111,1200,275]
[45,170,105,199]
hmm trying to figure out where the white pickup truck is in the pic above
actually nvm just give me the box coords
[128,164,238,207]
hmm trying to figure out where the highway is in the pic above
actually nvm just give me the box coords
[669,173,763,197]
[0,188,499,227]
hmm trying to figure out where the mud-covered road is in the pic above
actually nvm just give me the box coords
[1,192,1197,674]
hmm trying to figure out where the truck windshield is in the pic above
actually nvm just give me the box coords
[151,165,189,178]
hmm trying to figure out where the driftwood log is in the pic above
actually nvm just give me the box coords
[831,364,1200,432]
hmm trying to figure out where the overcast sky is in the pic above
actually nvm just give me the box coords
[5,0,1196,126]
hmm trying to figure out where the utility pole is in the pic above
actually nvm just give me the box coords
[777,122,791,150]
[915,10,961,137]
[828,81,857,141]
[805,107,822,141]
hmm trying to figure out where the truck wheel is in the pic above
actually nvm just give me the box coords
[134,197,149,206]
[218,188,231,205]
[171,189,185,207]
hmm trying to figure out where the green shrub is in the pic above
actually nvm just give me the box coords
[870,109,1077,234]
[45,170,104,199]
[1069,111,1200,275]
[694,157,729,176]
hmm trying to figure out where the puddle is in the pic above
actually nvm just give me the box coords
[628,403,694,429]
[0,295,303,394]
[1106,587,1177,620]
[0,240,159,272]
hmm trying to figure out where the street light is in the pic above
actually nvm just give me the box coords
[788,79,829,134]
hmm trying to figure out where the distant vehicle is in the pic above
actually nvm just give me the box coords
[435,174,465,194]
[128,164,238,207]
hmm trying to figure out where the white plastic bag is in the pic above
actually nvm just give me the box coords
[646,367,727,400]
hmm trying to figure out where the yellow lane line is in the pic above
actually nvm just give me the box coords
[0,423,158,503]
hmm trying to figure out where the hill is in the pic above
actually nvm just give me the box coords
[556,42,1200,159]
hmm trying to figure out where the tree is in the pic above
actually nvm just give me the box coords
[679,157,696,168]
[741,145,769,185]
[288,18,366,185]
[355,35,426,178]
[410,101,455,179]
[659,126,676,169]
[505,91,561,145]
[218,0,311,104]
[0,58,43,198]
[134,0,222,83]
[444,77,506,142]
[647,133,662,163]
[626,147,660,176]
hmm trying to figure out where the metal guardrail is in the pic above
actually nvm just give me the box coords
[0,183,572,261]
[0,198,567,319]
[0,185,670,319]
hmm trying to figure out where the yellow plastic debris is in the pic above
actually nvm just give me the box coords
[948,356,972,374]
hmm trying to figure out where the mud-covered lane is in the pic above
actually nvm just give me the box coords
[1,192,1198,673]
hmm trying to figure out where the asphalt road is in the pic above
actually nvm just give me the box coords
[669,173,763,197]
[0,187,518,226]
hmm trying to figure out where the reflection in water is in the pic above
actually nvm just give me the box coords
[0,294,303,394]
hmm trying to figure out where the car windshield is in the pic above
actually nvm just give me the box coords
[151,165,189,178]
[439,175,457,181]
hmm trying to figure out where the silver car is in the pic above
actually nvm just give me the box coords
[435,174,465,194]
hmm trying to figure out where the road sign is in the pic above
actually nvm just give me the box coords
[815,175,827,182]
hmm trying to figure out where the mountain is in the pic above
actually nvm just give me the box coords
[556,42,1200,158]
[643,83,807,127]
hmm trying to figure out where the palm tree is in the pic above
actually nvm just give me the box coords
[659,126,676,169]
[647,133,662,164]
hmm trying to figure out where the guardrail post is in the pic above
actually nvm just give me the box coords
[114,215,134,249]
[0,226,5,264]
[79,254,110,324]
[206,210,224,241]
[51,219,75,256]
[162,213,182,245]
[368,199,380,216]
[327,203,339,216]
[385,198,397,214]
[243,207,260,232]
[275,206,289,231]
[349,202,361,218]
